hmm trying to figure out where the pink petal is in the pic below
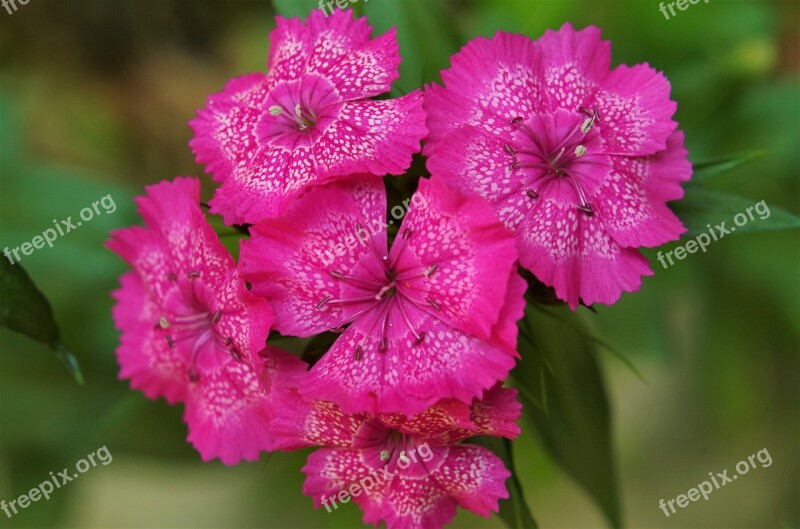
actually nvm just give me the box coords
[466,385,522,440]
[517,201,653,309]
[489,272,528,353]
[643,130,693,203]
[270,392,365,451]
[596,153,687,248]
[426,127,533,231]
[396,385,521,445]
[390,400,475,445]
[315,92,427,177]
[302,448,379,510]
[534,23,610,112]
[239,178,388,336]
[189,74,270,185]
[424,31,543,148]
[183,356,275,465]
[111,272,188,404]
[394,178,519,342]
[594,63,677,155]
[269,11,400,100]
[301,309,517,417]
[207,144,318,224]
[433,444,510,518]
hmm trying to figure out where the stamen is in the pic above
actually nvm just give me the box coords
[503,144,516,157]
[322,294,383,307]
[398,451,410,464]
[166,336,175,348]
[269,106,283,116]
[187,330,213,383]
[187,271,200,279]
[294,104,302,117]
[549,147,567,165]
[575,145,587,157]
[317,296,332,310]
[525,188,540,199]
[330,270,383,289]
[424,264,438,277]
[357,223,388,263]
[211,310,221,323]
[396,298,424,345]
[380,450,391,462]
[387,229,412,270]
[159,316,170,329]
[374,284,395,301]
[426,297,441,311]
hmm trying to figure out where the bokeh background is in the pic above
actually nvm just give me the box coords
[0,0,798,528]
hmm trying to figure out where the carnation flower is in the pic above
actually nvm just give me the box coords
[425,24,692,309]
[190,10,427,225]
[239,177,525,416]
[107,177,306,464]
[270,383,521,529]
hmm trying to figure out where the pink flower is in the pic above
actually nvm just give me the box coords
[107,177,307,464]
[425,24,692,309]
[270,383,521,529]
[239,177,525,417]
[190,10,427,225]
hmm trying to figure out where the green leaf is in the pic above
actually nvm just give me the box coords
[0,259,83,383]
[515,304,621,528]
[470,437,538,529]
[671,187,800,237]
[689,150,767,184]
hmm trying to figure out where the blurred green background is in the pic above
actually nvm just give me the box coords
[0,0,798,528]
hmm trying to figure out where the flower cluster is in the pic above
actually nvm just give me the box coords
[108,11,689,529]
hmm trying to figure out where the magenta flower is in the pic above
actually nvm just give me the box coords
[425,24,692,309]
[190,10,427,225]
[269,383,521,529]
[107,177,307,464]
[239,178,525,417]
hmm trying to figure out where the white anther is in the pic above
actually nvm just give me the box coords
[575,145,587,157]
[268,106,283,116]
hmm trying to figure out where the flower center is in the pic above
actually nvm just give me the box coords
[258,75,342,150]
[268,103,317,132]
[503,106,604,217]
[157,271,242,382]
[352,420,440,475]
[316,227,440,361]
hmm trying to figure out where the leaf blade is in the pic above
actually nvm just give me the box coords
[0,259,83,383]
[689,150,767,184]
[514,304,621,528]
[671,187,800,237]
